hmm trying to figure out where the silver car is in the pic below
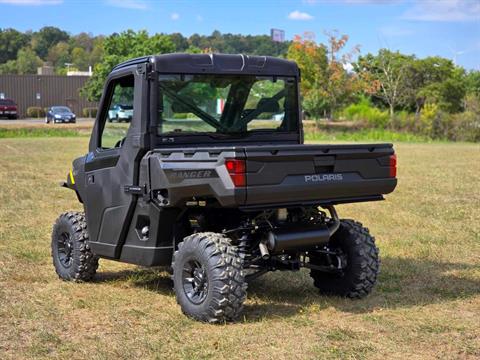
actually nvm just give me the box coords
[108,104,133,122]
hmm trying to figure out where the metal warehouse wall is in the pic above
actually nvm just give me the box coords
[0,75,98,117]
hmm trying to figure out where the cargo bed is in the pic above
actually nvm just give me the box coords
[146,143,397,209]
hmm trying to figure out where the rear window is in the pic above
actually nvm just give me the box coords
[0,99,15,106]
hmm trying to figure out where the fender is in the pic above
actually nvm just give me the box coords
[60,169,83,203]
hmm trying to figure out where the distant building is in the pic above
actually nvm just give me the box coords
[0,74,98,117]
[37,66,55,75]
[271,29,285,43]
[67,66,93,77]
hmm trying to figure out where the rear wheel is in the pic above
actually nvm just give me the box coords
[309,219,379,298]
[51,212,99,281]
[172,232,247,323]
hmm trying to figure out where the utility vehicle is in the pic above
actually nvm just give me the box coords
[51,54,397,323]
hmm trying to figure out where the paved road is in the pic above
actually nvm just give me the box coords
[0,117,94,125]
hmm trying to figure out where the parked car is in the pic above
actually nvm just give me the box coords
[46,106,76,124]
[0,99,18,119]
[108,104,133,122]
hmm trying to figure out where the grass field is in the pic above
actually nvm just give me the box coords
[0,137,479,359]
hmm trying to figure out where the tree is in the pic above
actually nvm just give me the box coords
[170,32,189,52]
[356,49,415,117]
[16,47,42,74]
[287,33,329,118]
[418,68,466,113]
[323,30,361,119]
[0,28,30,64]
[46,41,70,69]
[0,60,18,74]
[81,30,175,101]
[31,26,69,59]
[71,47,89,70]
[408,56,457,114]
[287,31,360,119]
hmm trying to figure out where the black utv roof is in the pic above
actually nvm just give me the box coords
[112,53,299,77]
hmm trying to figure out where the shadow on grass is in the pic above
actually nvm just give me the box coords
[93,257,480,322]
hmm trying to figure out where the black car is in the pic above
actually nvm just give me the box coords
[46,106,76,124]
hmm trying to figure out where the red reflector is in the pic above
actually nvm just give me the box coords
[225,159,246,187]
[230,173,246,187]
[225,159,246,174]
[389,154,397,178]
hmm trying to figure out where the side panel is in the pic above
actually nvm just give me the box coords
[147,148,246,207]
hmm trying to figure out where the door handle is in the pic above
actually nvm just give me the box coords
[87,174,95,185]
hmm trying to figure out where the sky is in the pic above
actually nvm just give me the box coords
[0,0,479,70]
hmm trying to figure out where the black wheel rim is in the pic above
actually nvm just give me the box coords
[182,259,208,304]
[57,232,73,268]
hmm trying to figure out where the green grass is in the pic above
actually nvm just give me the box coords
[0,137,479,359]
[0,122,439,143]
[305,128,431,142]
[0,127,85,138]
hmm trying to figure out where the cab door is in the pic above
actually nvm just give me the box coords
[83,69,147,259]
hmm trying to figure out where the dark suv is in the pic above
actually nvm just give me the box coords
[0,99,18,119]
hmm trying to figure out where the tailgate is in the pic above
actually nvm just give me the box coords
[244,144,397,207]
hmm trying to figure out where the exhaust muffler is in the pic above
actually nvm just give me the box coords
[265,206,340,252]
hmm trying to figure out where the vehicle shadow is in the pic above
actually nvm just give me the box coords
[93,256,480,322]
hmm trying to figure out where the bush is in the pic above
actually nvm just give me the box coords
[172,113,199,119]
[303,90,329,120]
[449,112,480,142]
[26,107,45,118]
[342,97,389,127]
[82,107,98,118]
[390,104,480,142]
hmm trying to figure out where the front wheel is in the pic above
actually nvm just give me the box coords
[51,212,99,281]
[172,232,247,323]
[309,220,379,298]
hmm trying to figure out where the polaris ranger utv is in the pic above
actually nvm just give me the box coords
[51,54,397,323]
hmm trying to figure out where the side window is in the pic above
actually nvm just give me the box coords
[245,79,286,130]
[100,75,134,149]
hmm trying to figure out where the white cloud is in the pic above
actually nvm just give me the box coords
[105,0,147,10]
[343,62,354,72]
[288,10,314,20]
[196,15,203,22]
[170,12,180,20]
[403,0,480,22]
[0,0,62,5]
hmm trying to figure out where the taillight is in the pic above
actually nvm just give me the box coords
[389,154,397,178]
[225,159,246,187]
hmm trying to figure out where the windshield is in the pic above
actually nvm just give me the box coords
[52,107,71,113]
[157,74,298,136]
[0,99,15,106]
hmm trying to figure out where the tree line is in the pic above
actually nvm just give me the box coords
[0,27,289,76]
[1,27,478,141]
